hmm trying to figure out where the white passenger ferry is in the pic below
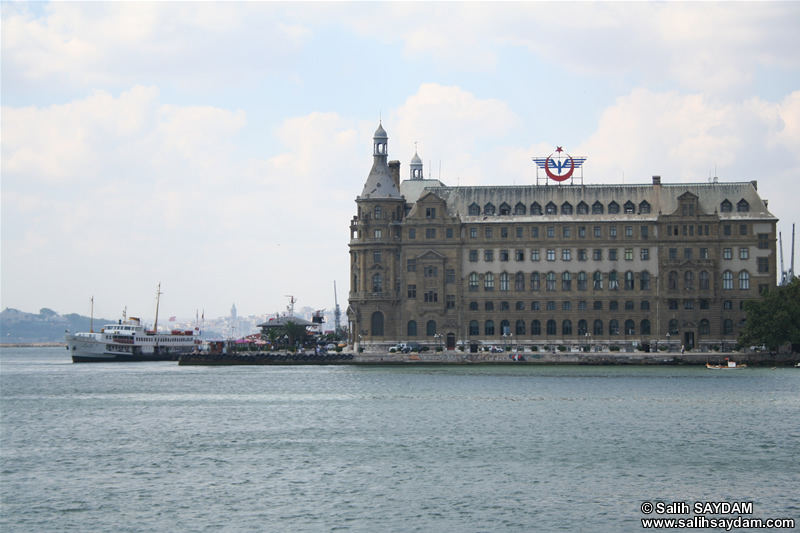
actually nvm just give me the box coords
[65,285,199,362]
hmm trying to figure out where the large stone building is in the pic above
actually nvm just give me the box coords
[347,124,778,353]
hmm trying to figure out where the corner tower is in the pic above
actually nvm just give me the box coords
[348,124,406,349]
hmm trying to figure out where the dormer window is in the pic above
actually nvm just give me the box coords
[531,202,542,215]
[624,201,635,214]
[484,203,496,216]
[577,201,588,215]
[737,199,749,212]
[468,203,480,216]
[514,202,526,215]
[639,200,651,214]
[592,201,604,215]
[499,202,511,215]
[545,202,557,215]
[561,202,573,215]
[721,199,732,212]
[608,201,619,214]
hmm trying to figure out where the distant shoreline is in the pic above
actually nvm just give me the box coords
[1,342,66,348]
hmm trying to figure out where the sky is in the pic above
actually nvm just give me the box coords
[2,1,799,323]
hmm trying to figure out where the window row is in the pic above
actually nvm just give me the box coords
[467,300,652,311]
[719,199,749,213]
[464,319,651,337]
[469,247,651,262]
[467,225,650,240]
[467,271,652,292]
[666,270,751,291]
[467,200,651,217]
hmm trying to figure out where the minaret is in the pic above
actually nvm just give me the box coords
[231,303,237,321]
[410,145,424,180]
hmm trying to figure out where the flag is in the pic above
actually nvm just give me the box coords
[169,316,176,321]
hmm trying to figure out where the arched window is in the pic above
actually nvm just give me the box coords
[531,272,541,291]
[640,319,651,335]
[484,203,495,215]
[546,272,557,291]
[723,270,734,290]
[561,202,573,215]
[468,203,480,216]
[407,320,417,337]
[699,319,710,335]
[372,273,383,292]
[625,319,635,335]
[514,202,526,215]
[699,271,710,290]
[577,201,589,215]
[592,201,604,215]
[516,301,525,310]
[500,320,511,336]
[531,202,542,215]
[721,199,732,213]
[593,319,603,335]
[593,271,603,290]
[562,272,572,291]
[625,271,634,290]
[609,301,619,311]
[608,201,620,214]
[609,319,619,335]
[469,301,479,311]
[427,320,436,337]
[485,272,495,291]
[499,272,510,291]
[515,272,525,291]
[484,301,494,311]
[546,319,557,335]
[469,320,479,335]
[545,202,557,215]
[641,301,650,311]
[639,201,651,214]
[723,319,734,335]
[371,311,384,336]
[516,319,525,335]
[668,271,679,290]
[562,320,573,335]
[739,270,750,290]
[469,273,479,292]
[669,319,679,334]
[578,320,588,335]
[499,202,511,215]
[609,271,619,290]
[641,271,651,290]
[485,320,495,336]
[624,201,635,214]
[531,320,541,335]
[578,271,587,291]
[737,199,749,212]
[684,271,694,290]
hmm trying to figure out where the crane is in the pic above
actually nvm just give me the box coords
[333,281,342,334]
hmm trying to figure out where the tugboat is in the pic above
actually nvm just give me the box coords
[66,284,199,362]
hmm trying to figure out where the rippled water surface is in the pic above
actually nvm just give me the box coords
[2,348,799,532]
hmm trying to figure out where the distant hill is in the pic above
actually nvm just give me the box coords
[1,308,116,344]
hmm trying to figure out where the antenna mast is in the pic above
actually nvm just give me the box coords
[780,232,786,285]
[334,281,342,333]
[285,295,296,316]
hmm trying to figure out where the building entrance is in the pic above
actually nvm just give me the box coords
[446,333,456,350]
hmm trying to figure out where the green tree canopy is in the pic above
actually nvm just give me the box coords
[282,320,309,347]
[739,277,800,351]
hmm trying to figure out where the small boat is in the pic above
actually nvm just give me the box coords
[706,358,747,369]
[66,284,199,362]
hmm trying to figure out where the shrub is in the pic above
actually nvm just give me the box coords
[458,346,465,352]
[358,346,364,353]
[658,345,668,352]
[530,346,539,352]
[435,346,443,352]
[609,345,621,352]
[557,345,567,352]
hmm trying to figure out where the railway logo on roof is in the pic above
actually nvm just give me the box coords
[532,147,587,183]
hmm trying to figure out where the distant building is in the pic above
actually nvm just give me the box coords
[347,124,778,352]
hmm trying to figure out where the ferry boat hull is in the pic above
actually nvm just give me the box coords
[66,323,199,363]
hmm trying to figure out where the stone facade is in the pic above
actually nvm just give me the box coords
[347,125,778,353]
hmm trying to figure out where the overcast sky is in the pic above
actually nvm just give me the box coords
[2,1,799,322]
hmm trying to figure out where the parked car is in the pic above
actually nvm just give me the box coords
[325,344,337,351]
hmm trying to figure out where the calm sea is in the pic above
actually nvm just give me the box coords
[1,347,798,532]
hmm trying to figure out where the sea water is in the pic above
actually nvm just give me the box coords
[1,347,798,532]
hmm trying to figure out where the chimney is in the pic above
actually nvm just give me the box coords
[652,175,661,186]
[750,180,758,191]
[389,160,401,190]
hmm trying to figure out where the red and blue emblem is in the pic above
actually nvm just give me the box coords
[532,147,587,182]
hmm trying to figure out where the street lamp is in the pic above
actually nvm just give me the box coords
[666,332,671,353]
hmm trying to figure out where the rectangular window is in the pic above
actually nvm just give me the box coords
[547,249,556,261]
[625,248,633,260]
[562,301,571,311]
[424,266,438,278]
[446,295,455,309]
[407,285,416,298]
[700,248,709,259]
[758,257,769,273]
[531,250,540,261]
[532,227,539,238]
[374,229,382,238]
[704,225,710,236]
[578,249,587,261]
[426,207,436,219]
[593,249,602,261]
[723,248,732,260]
[516,227,523,238]
[501,227,509,238]
[446,228,454,239]
[425,228,436,239]
[532,301,540,310]
[515,250,525,261]
[424,291,438,303]
[641,226,649,239]
[373,251,381,263]
[684,300,694,310]
[609,249,618,261]
[547,227,555,238]
[578,301,587,311]
[407,259,417,272]
[684,248,693,260]
[594,226,602,238]
[758,234,769,249]
[740,224,748,236]
[484,250,494,262]
[641,248,649,260]
[689,225,694,236]
[446,269,455,284]
[546,301,556,311]
[700,299,709,310]
[500,250,509,262]
[739,248,749,260]
[610,226,617,239]
[669,248,678,260]
[485,228,493,238]
[409,228,416,239]
[625,226,633,237]
[562,249,572,261]
[682,225,687,236]
[578,226,586,238]
[469,250,478,262]
[563,227,571,238]
[470,228,477,239]
[724,225,731,236]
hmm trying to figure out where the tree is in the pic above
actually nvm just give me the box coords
[264,328,281,350]
[739,277,800,352]
[282,320,308,347]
